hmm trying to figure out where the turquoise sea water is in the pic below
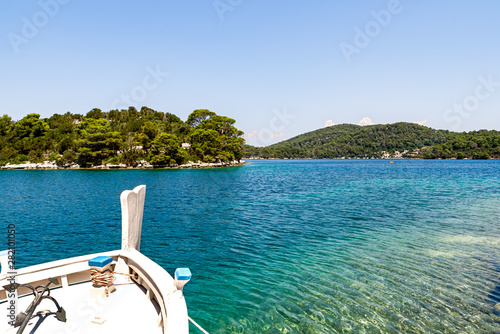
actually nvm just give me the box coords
[1,159,500,333]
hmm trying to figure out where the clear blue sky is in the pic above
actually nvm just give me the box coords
[1,0,500,146]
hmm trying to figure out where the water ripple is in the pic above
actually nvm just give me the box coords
[1,160,500,333]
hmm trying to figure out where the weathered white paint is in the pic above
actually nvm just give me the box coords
[121,185,146,251]
[124,249,189,333]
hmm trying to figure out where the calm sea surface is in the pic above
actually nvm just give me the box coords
[1,160,500,333]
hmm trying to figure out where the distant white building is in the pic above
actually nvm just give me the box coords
[182,143,191,149]
[381,151,391,159]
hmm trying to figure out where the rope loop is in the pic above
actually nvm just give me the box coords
[90,269,116,287]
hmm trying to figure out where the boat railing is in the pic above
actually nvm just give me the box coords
[0,251,121,299]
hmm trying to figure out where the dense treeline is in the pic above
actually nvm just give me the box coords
[419,130,500,159]
[243,122,500,159]
[0,107,244,167]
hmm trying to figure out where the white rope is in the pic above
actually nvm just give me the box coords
[188,316,210,334]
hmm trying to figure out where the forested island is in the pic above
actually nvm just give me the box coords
[0,107,244,168]
[2,110,500,169]
[244,122,500,160]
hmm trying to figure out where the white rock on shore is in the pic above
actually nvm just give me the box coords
[1,160,245,170]
[106,163,128,169]
[137,160,153,168]
[178,160,244,168]
[1,161,58,170]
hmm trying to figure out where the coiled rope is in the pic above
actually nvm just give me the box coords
[90,270,138,286]
[90,269,116,287]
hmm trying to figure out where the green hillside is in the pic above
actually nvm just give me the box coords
[244,122,500,159]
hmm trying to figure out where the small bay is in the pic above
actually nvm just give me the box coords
[1,159,500,333]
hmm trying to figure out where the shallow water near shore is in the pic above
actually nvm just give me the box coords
[1,159,500,333]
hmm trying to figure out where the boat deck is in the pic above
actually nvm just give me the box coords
[0,279,162,333]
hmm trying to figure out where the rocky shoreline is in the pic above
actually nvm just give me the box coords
[1,160,246,170]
